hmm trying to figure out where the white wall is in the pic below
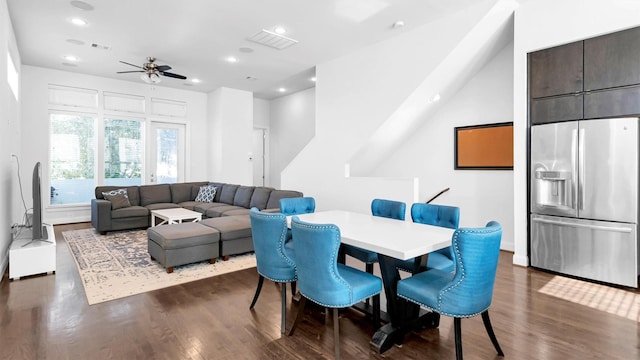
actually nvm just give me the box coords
[207,87,253,185]
[19,65,208,224]
[269,87,315,189]
[1,0,21,281]
[372,42,514,250]
[512,0,640,265]
[253,98,269,129]
[280,2,509,218]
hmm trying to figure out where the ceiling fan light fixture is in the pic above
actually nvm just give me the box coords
[141,72,161,84]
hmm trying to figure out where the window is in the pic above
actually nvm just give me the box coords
[49,113,96,204]
[7,53,18,101]
[104,118,143,186]
[47,86,188,207]
[155,127,179,183]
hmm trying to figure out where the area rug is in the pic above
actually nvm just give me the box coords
[63,228,256,305]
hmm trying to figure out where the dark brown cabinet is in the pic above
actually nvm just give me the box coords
[529,26,640,125]
[529,41,583,99]
[584,85,640,119]
[531,95,583,124]
[584,26,640,91]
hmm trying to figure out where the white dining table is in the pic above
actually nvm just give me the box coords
[288,210,454,260]
[288,210,455,353]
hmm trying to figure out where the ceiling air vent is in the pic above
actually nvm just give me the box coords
[247,29,298,50]
[91,43,111,50]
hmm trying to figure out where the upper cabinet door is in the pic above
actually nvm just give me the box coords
[529,41,584,98]
[584,26,640,91]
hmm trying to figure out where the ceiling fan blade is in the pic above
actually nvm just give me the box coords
[117,70,144,74]
[161,71,187,80]
[119,61,143,69]
[156,65,171,72]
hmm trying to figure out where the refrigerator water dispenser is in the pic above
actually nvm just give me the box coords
[535,170,572,208]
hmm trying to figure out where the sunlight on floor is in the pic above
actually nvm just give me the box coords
[539,276,639,322]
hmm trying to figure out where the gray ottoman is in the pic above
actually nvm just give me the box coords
[200,215,253,260]
[147,222,220,273]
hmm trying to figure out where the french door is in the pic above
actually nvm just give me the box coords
[148,121,186,184]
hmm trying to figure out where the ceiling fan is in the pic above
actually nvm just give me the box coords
[117,57,187,84]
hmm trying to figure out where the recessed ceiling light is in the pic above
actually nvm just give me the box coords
[310,77,317,82]
[431,93,441,102]
[63,55,79,62]
[71,17,88,26]
[226,56,238,63]
[274,27,287,34]
[190,78,201,83]
[70,1,94,11]
[278,88,286,93]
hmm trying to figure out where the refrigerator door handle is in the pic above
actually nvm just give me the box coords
[578,128,585,211]
[531,217,633,233]
[571,128,578,210]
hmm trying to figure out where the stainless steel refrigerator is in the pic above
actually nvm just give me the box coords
[530,117,639,288]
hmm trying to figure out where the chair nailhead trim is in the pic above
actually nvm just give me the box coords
[254,211,296,270]
[293,221,364,304]
[399,226,499,318]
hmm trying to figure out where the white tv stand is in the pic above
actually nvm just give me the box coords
[9,223,56,280]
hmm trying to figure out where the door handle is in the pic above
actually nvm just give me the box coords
[532,217,632,233]
[578,128,585,211]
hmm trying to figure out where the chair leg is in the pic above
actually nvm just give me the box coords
[365,262,374,274]
[280,282,287,334]
[291,281,297,296]
[333,308,341,360]
[454,317,463,360]
[372,294,380,326]
[249,275,264,309]
[365,263,374,307]
[287,296,307,336]
[481,310,504,356]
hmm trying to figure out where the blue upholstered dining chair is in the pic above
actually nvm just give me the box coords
[248,208,297,334]
[397,221,504,360]
[342,198,406,274]
[279,196,316,248]
[288,217,382,360]
[279,196,316,216]
[395,203,460,274]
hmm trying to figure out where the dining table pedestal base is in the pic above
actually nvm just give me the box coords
[369,309,440,353]
[370,253,441,353]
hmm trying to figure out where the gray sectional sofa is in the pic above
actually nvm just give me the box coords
[91,181,303,268]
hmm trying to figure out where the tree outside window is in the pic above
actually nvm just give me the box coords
[104,118,142,186]
[49,113,95,204]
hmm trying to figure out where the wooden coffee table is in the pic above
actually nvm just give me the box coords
[150,208,203,227]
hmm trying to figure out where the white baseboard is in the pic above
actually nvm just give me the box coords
[512,253,529,267]
[48,215,91,225]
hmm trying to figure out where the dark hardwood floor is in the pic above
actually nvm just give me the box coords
[1,222,638,359]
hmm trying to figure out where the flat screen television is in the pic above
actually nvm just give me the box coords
[31,161,48,241]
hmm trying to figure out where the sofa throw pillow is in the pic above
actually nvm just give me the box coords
[102,189,131,210]
[195,185,216,202]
